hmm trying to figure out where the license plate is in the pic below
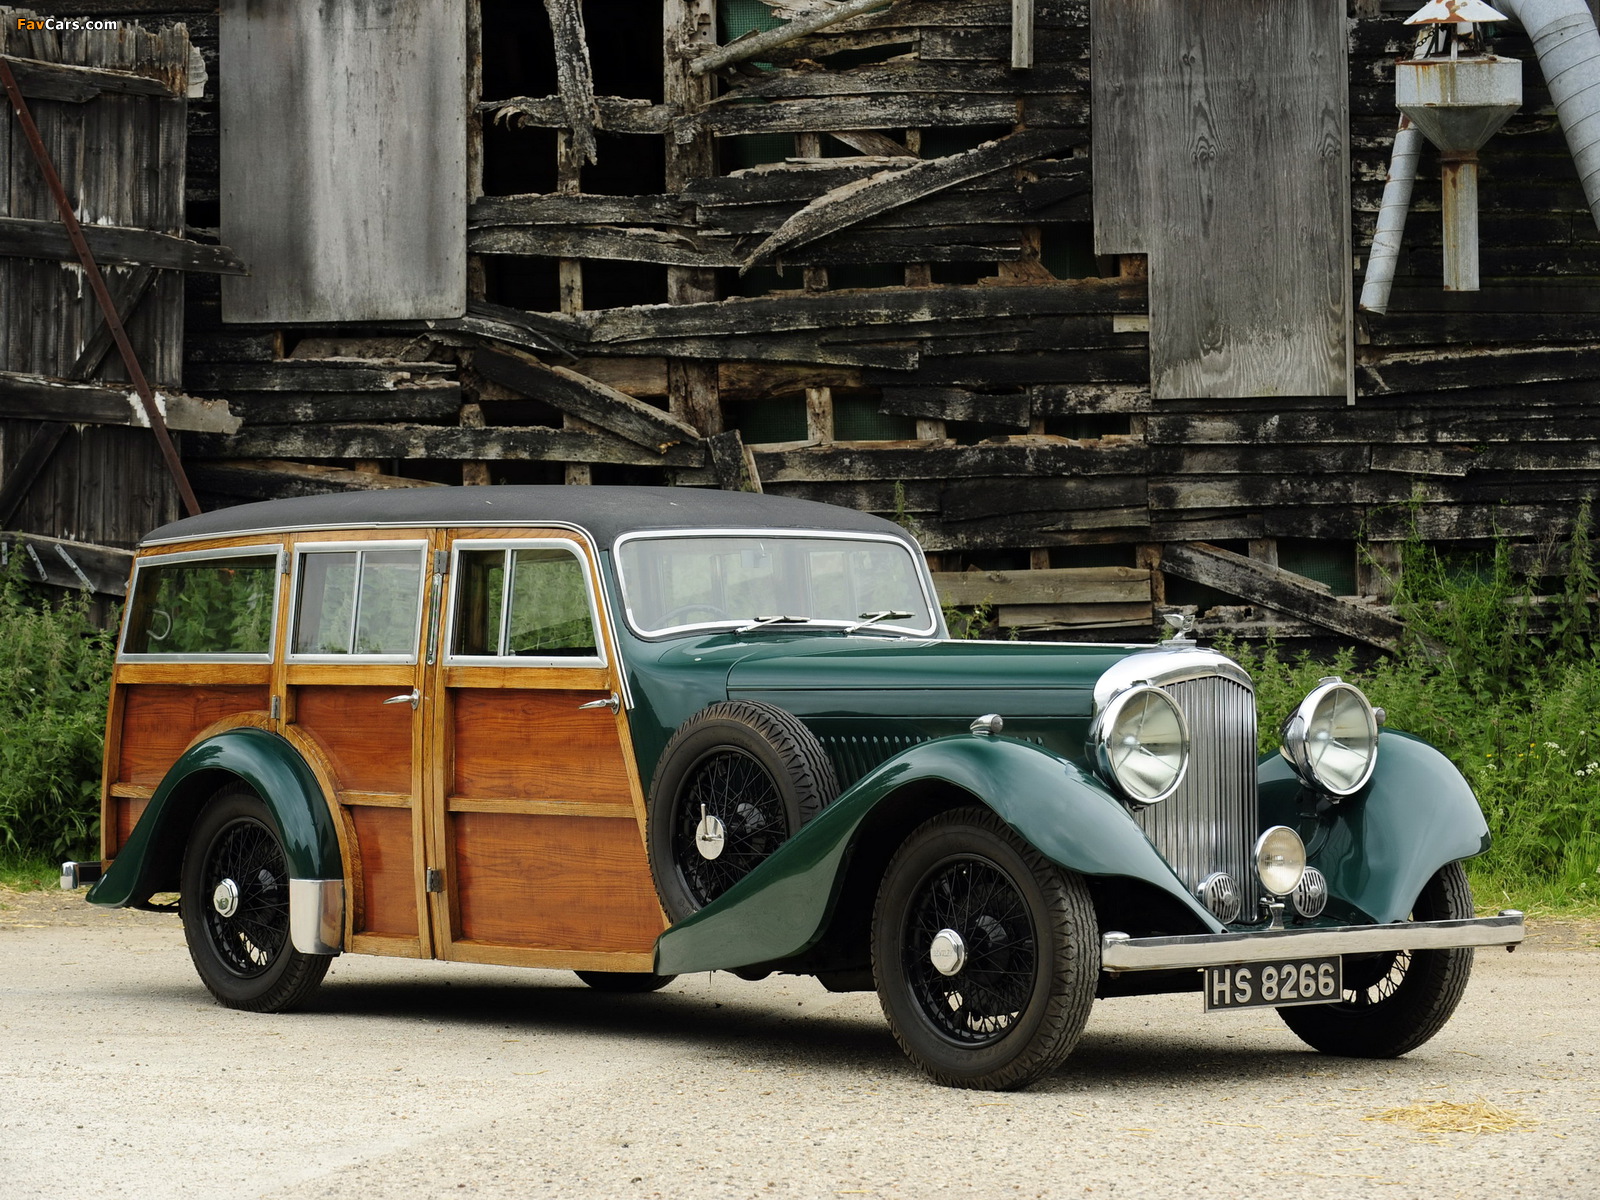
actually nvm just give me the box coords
[1203,956,1342,1011]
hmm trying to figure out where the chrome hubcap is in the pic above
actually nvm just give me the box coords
[928,927,967,977]
[694,804,727,861]
[212,877,240,919]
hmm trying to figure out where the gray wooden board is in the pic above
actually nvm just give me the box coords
[1090,0,1350,399]
[220,0,467,322]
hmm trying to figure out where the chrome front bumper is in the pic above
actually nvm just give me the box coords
[1101,911,1524,973]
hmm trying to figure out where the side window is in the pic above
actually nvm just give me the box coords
[122,552,279,658]
[292,546,425,659]
[451,544,600,661]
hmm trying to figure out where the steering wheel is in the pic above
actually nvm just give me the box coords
[658,603,733,626]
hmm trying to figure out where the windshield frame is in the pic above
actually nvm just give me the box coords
[612,527,943,640]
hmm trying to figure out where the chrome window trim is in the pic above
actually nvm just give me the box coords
[443,536,609,669]
[117,544,285,663]
[612,527,941,641]
[141,517,597,547]
[286,540,430,665]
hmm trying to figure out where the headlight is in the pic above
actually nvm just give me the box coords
[1254,825,1307,896]
[1090,684,1190,804]
[1279,677,1379,797]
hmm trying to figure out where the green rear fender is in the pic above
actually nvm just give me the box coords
[654,734,1219,975]
[87,727,341,908]
[1259,729,1491,925]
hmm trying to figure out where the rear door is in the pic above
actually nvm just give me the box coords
[423,530,666,970]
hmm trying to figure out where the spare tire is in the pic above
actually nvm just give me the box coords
[647,700,839,923]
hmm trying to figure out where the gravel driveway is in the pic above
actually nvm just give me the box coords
[2,888,1595,1200]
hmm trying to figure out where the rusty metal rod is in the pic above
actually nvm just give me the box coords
[0,56,202,517]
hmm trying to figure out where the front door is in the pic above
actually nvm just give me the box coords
[423,530,666,970]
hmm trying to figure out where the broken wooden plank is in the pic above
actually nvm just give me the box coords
[0,216,246,273]
[185,360,455,392]
[541,0,598,164]
[745,131,1075,267]
[223,385,464,426]
[469,348,701,454]
[186,423,707,468]
[681,94,1087,137]
[714,62,1086,100]
[0,54,180,102]
[486,95,674,135]
[0,533,133,597]
[0,370,240,433]
[69,266,159,381]
[754,437,1146,483]
[933,566,1150,607]
[998,602,1153,629]
[188,459,445,501]
[470,193,691,227]
[1157,542,1406,650]
[879,386,1031,427]
[1030,382,1152,415]
[706,429,763,493]
[689,0,894,76]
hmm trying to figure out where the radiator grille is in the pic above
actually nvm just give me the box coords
[1133,675,1260,919]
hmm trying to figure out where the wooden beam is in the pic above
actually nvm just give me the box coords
[188,459,445,501]
[68,266,158,381]
[0,216,246,274]
[706,430,763,493]
[486,95,674,135]
[542,0,599,165]
[222,385,464,426]
[742,127,1077,267]
[470,348,702,454]
[0,370,240,433]
[688,0,893,76]
[0,54,180,103]
[0,423,70,526]
[1156,542,1406,650]
[0,533,133,597]
[933,566,1150,607]
[185,360,454,392]
[880,386,1030,428]
[186,423,708,467]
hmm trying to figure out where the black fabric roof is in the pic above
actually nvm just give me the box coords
[143,485,913,550]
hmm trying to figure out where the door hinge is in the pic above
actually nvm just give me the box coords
[270,695,281,720]
[425,868,444,894]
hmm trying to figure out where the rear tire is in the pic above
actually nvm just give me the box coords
[872,807,1098,1091]
[180,785,330,1013]
[1277,862,1475,1058]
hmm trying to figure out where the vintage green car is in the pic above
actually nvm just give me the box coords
[81,486,1522,1090]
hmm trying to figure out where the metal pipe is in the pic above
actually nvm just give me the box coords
[1359,115,1423,314]
[1440,152,1482,288]
[1497,0,1600,232]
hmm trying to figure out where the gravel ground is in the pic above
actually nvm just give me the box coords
[1,888,1596,1200]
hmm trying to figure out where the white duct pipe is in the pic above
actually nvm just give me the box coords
[1497,0,1600,232]
[1360,116,1424,314]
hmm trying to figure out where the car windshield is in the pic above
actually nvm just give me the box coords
[616,533,937,637]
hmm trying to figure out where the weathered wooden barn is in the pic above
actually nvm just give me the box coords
[3,0,1598,645]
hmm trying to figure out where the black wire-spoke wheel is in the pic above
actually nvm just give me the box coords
[180,786,331,1013]
[873,807,1097,1091]
[1277,862,1475,1058]
[648,701,839,923]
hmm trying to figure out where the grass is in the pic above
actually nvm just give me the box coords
[0,850,60,893]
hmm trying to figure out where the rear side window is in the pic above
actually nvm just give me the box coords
[122,551,280,658]
[450,542,601,662]
[292,545,426,659]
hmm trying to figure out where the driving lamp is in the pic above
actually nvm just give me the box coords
[1090,684,1190,805]
[1254,825,1307,896]
[1279,677,1380,797]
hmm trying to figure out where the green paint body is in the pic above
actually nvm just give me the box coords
[87,727,340,907]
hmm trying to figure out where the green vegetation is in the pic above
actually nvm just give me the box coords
[0,568,114,864]
[0,850,59,893]
[1221,501,1600,915]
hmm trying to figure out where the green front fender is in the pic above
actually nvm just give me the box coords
[87,727,341,908]
[1259,730,1491,925]
[654,734,1219,975]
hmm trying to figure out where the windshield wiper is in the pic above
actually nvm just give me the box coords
[847,609,915,633]
[735,614,818,634]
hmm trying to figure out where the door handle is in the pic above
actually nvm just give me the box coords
[383,690,420,710]
[578,692,620,714]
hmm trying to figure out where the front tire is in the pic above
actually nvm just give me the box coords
[180,786,330,1013]
[872,807,1098,1091]
[1277,862,1475,1058]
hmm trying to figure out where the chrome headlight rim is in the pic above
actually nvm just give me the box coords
[1089,683,1191,806]
[1280,677,1380,798]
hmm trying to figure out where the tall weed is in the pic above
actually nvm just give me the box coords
[0,568,114,861]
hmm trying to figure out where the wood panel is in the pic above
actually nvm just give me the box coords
[112,795,151,855]
[115,685,269,785]
[219,0,466,321]
[293,685,413,794]
[450,689,632,805]
[350,804,419,938]
[1090,0,1349,399]
[450,812,662,952]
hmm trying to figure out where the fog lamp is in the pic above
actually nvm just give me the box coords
[1255,826,1307,897]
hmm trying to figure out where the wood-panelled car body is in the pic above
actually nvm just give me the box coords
[87,487,1524,1089]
